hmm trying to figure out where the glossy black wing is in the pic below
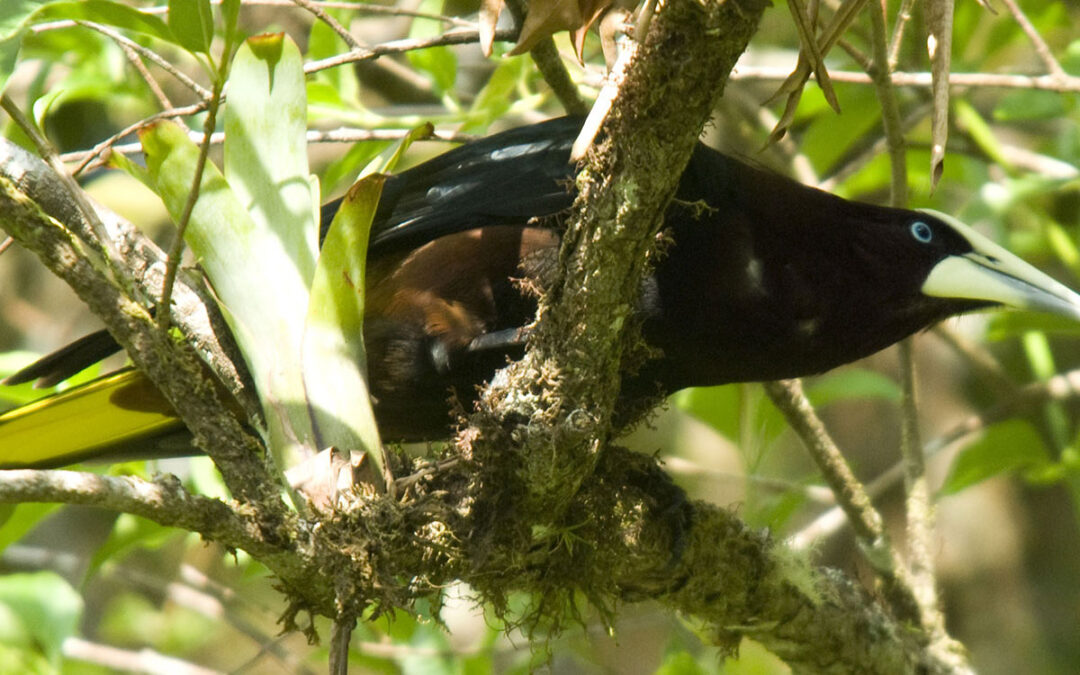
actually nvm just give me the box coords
[9,118,582,388]
[322,116,581,254]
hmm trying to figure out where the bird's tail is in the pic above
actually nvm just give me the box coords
[0,370,190,469]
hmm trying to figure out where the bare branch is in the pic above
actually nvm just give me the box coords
[733,64,1080,92]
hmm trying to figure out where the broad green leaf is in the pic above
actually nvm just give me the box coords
[303,175,385,488]
[986,309,1080,340]
[800,85,880,177]
[308,11,359,105]
[25,1,174,43]
[0,35,19,96]
[87,513,176,576]
[408,0,457,95]
[138,119,305,448]
[468,55,528,129]
[168,0,212,53]
[0,572,82,664]
[954,99,1011,170]
[362,123,435,178]
[0,503,58,554]
[138,34,318,468]
[222,33,319,462]
[0,0,56,95]
[994,89,1066,122]
[221,0,241,39]
[321,139,390,196]
[0,1,53,39]
[671,384,786,452]
[805,368,901,407]
[941,419,1051,494]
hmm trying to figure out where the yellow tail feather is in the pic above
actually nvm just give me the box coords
[0,370,185,469]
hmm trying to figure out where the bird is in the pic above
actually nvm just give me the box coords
[2,116,1079,468]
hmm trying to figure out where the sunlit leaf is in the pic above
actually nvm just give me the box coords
[24,1,174,42]
[303,175,386,490]
[168,0,212,53]
[805,368,901,407]
[941,419,1051,494]
[0,572,82,664]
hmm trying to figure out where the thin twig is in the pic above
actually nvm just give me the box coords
[0,236,12,256]
[330,615,355,675]
[762,380,886,547]
[793,367,1080,547]
[817,103,931,191]
[157,78,226,332]
[77,21,213,100]
[291,0,362,50]
[0,470,275,552]
[733,65,1080,92]
[763,379,924,624]
[887,0,918,69]
[304,28,517,74]
[62,127,474,171]
[63,637,221,675]
[867,3,908,205]
[112,32,189,135]
[71,103,206,175]
[868,0,943,633]
[525,39,589,116]
[998,0,1068,80]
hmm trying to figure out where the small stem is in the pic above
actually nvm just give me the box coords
[157,78,225,332]
[999,0,1067,80]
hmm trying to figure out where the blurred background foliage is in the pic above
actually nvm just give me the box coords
[0,0,1078,672]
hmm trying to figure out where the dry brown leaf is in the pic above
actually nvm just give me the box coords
[570,0,616,63]
[787,0,841,113]
[479,0,507,57]
[765,0,869,143]
[508,0,584,55]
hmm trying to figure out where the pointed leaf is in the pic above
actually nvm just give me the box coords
[941,419,1051,494]
[168,0,213,53]
[303,175,387,491]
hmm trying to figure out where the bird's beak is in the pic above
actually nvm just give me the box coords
[919,209,1080,322]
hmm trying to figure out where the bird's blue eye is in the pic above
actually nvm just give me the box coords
[910,221,933,243]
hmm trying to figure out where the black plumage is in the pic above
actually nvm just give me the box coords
[4,117,1079,460]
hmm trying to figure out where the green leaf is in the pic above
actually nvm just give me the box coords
[0,1,56,95]
[168,0,212,53]
[0,1,52,40]
[941,419,1051,494]
[138,34,318,469]
[994,89,1066,122]
[363,123,435,177]
[0,503,59,554]
[407,0,457,95]
[87,513,175,576]
[303,175,385,486]
[805,368,901,407]
[25,1,175,43]
[321,139,390,196]
[986,310,1080,340]
[220,0,240,39]
[222,33,319,461]
[0,34,19,96]
[468,55,528,128]
[0,572,82,664]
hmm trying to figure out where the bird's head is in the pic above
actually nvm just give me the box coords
[916,209,1080,322]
